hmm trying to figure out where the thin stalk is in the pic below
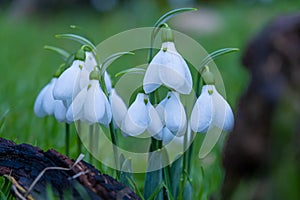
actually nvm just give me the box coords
[178,130,189,200]
[89,124,94,164]
[77,121,82,155]
[65,123,70,157]
[187,132,196,174]
[109,122,120,179]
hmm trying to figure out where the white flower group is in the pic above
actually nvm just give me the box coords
[34,51,112,125]
[34,28,234,139]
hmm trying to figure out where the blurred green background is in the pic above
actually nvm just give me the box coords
[0,0,299,199]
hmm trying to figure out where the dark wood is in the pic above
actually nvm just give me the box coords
[0,137,141,200]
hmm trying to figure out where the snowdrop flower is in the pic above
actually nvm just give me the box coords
[147,102,164,137]
[110,89,127,128]
[54,101,70,123]
[53,59,84,101]
[190,85,234,133]
[34,78,70,123]
[80,52,112,94]
[66,75,112,125]
[152,91,186,143]
[34,78,57,117]
[143,27,192,94]
[121,93,150,136]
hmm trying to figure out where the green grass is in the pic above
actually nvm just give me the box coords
[0,1,299,199]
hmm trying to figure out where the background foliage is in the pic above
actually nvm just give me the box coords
[0,0,299,199]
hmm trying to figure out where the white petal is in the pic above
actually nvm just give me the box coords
[79,67,90,90]
[42,78,57,115]
[110,89,127,128]
[143,58,162,94]
[104,71,112,94]
[190,85,213,133]
[83,80,106,124]
[53,60,83,100]
[121,93,150,136]
[66,87,87,122]
[162,127,175,145]
[164,92,186,136]
[155,94,169,124]
[211,86,234,132]
[54,101,68,123]
[147,102,163,136]
[98,93,112,126]
[34,82,49,117]
[85,51,98,71]
[158,42,192,94]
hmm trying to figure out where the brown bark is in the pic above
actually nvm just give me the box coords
[0,137,141,200]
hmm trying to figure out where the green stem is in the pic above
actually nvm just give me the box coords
[187,132,196,174]
[109,122,120,179]
[89,124,94,164]
[77,121,82,155]
[65,123,70,157]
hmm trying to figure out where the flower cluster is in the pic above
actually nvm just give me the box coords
[34,26,234,143]
[34,49,112,125]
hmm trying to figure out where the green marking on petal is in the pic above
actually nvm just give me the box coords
[87,84,92,90]
[163,47,167,52]
[208,90,213,95]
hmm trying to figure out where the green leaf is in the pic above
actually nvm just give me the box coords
[148,8,197,62]
[152,8,197,40]
[0,109,9,133]
[147,183,164,200]
[115,68,145,77]
[183,181,193,200]
[198,126,222,159]
[55,33,96,50]
[100,51,134,74]
[44,45,70,60]
[199,48,239,71]
[169,155,182,198]
[119,156,134,190]
[144,151,164,200]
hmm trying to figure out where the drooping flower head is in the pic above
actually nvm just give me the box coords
[66,69,112,125]
[190,67,234,133]
[143,26,192,94]
[34,77,70,123]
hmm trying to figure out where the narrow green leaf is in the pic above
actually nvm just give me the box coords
[0,109,9,133]
[147,183,164,200]
[148,8,197,62]
[126,177,145,200]
[199,48,239,71]
[169,155,183,198]
[152,8,197,40]
[44,45,70,60]
[144,151,164,200]
[183,181,193,200]
[46,184,56,200]
[55,34,96,50]
[73,182,91,200]
[119,156,134,190]
[115,68,145,77]
[100,51,134,74]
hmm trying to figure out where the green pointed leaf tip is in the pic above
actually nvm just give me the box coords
[101,51,134,74]
[115,68,145,77]
[55,33,96,50]
[151,8,197,45]
[199,48,239,70]
[44,45,70,60]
